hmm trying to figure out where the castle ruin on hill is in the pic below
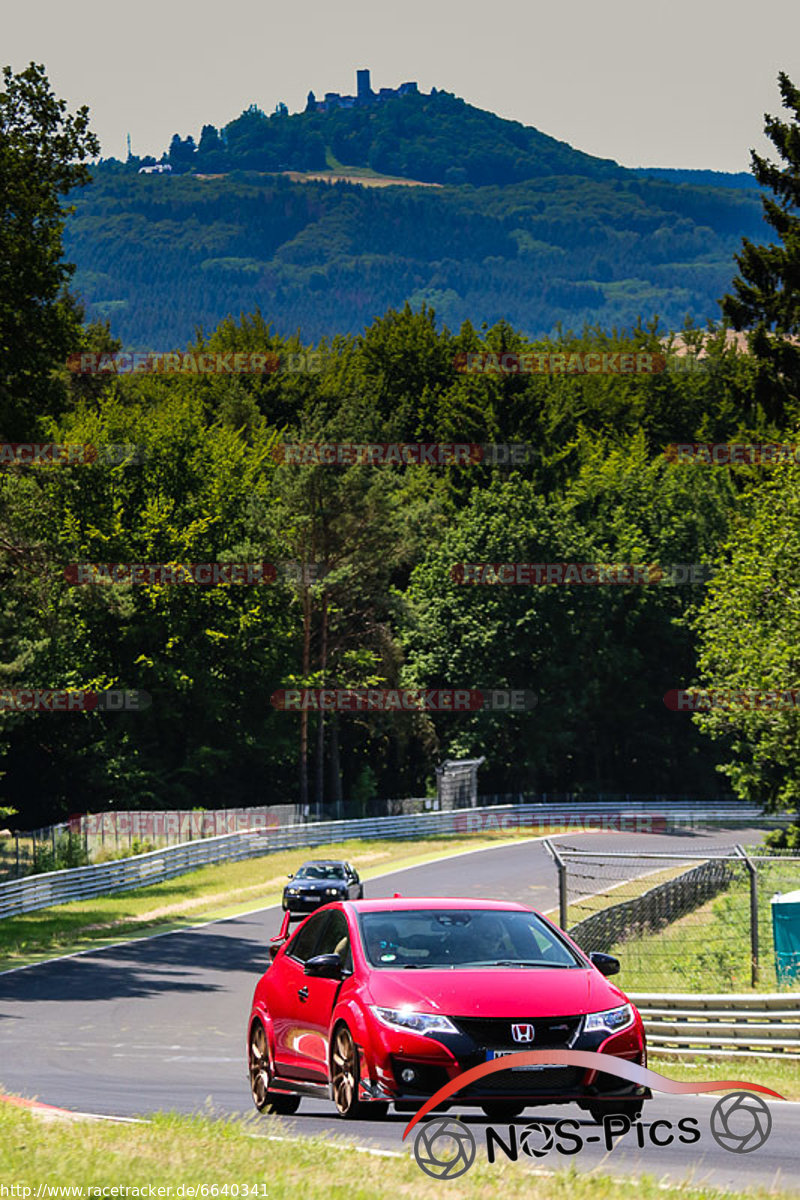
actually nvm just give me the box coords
[306,69,422,114]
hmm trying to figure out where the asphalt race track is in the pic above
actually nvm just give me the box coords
[1,828,796,1191]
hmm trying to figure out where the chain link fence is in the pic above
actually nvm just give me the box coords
[545,842,800,992]
[546,840,800,988]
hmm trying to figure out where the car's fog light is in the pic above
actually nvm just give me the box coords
[401,1068,416,1083]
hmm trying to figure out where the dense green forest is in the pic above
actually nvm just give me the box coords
[65,168,768,347]
[2,65,799,828]
[1,306,797,825]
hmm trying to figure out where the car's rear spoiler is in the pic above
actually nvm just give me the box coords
[268,910,292,960]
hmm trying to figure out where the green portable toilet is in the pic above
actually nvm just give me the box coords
[771,889,800,986]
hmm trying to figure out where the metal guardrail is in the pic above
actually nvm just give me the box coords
[0,800,772,921]
[630,993,800,1060]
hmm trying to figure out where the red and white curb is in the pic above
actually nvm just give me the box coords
[0,1092,143,1123]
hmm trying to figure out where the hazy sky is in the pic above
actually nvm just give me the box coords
[5,0,800,172]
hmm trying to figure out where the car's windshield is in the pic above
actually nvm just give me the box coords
[295,864,346,880]
[359,909,583,969]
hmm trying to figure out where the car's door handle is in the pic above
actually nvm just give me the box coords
[298,986,309,1001]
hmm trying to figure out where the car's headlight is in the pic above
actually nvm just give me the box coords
[324,886,345,896]
[583,1004,635,1035]
[286,888,298,895]
[370,1006,458,1034]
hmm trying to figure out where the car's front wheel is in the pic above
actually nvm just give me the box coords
[587,1098,644,1124]
[330,1024,388,1120]
[481,1101,528,1120]
[249,1020,301,1115]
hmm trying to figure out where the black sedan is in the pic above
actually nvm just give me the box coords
[282,860,363,916]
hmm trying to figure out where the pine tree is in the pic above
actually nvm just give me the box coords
[721,72,800,424]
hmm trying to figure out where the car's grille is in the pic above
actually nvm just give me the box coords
[453,1016,581,1050]
[462,1066,585,1096]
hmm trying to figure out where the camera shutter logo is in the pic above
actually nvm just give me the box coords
[512,1023,535,1043]
[519,1121,555,1158]
[414,1116,477,1179]
[709,1092,772,1154]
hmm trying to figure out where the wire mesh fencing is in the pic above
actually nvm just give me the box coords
[545,842,800,992]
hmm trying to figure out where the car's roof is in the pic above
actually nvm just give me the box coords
[297,859,348,867]
[345,897,533,913]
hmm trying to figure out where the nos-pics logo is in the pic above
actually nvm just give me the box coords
[414,1093,773,1180]
[404,1054,782,1180]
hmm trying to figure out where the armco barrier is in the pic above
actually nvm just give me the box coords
[631,993,800,1059]
[0,800,769,920]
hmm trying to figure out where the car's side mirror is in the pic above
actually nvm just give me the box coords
[589,951,620,977]
[304,953,343,979]
[268,940,283,961]
[287,872,293,879]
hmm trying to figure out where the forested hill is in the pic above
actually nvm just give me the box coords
[64,90,770,347]
[148,89,628,186]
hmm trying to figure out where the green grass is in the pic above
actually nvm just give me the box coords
[649,1053,800,1102]
[0,827,564,969]
[1,1104,797,1199]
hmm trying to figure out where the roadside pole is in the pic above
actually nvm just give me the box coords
[736,844,759,986]
[543,838,569,930]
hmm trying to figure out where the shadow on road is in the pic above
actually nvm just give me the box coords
[0,927,267,1003]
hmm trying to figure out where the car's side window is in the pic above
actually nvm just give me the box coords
[314,910,353,973]
[285,912,329,964]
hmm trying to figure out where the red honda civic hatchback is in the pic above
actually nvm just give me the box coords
[247,897,648,1122]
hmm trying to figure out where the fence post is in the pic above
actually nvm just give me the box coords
[15,834,20,878]
[543,839,569,930]
[736,844,759,986]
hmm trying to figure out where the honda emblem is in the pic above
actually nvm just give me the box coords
[511,1023,535,1043]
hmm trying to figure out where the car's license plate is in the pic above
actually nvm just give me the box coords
[486,1050,547,1071]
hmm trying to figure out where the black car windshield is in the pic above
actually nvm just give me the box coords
[359,909,584,969]
[295,864,346,881]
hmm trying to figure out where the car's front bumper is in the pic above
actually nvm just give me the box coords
[283,893,345,912]
[358,1013,648,1108]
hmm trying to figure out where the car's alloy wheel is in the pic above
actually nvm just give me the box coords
[249,1020,300,1115]
[330,1025,387,1119]
[481,1101,528,1120]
